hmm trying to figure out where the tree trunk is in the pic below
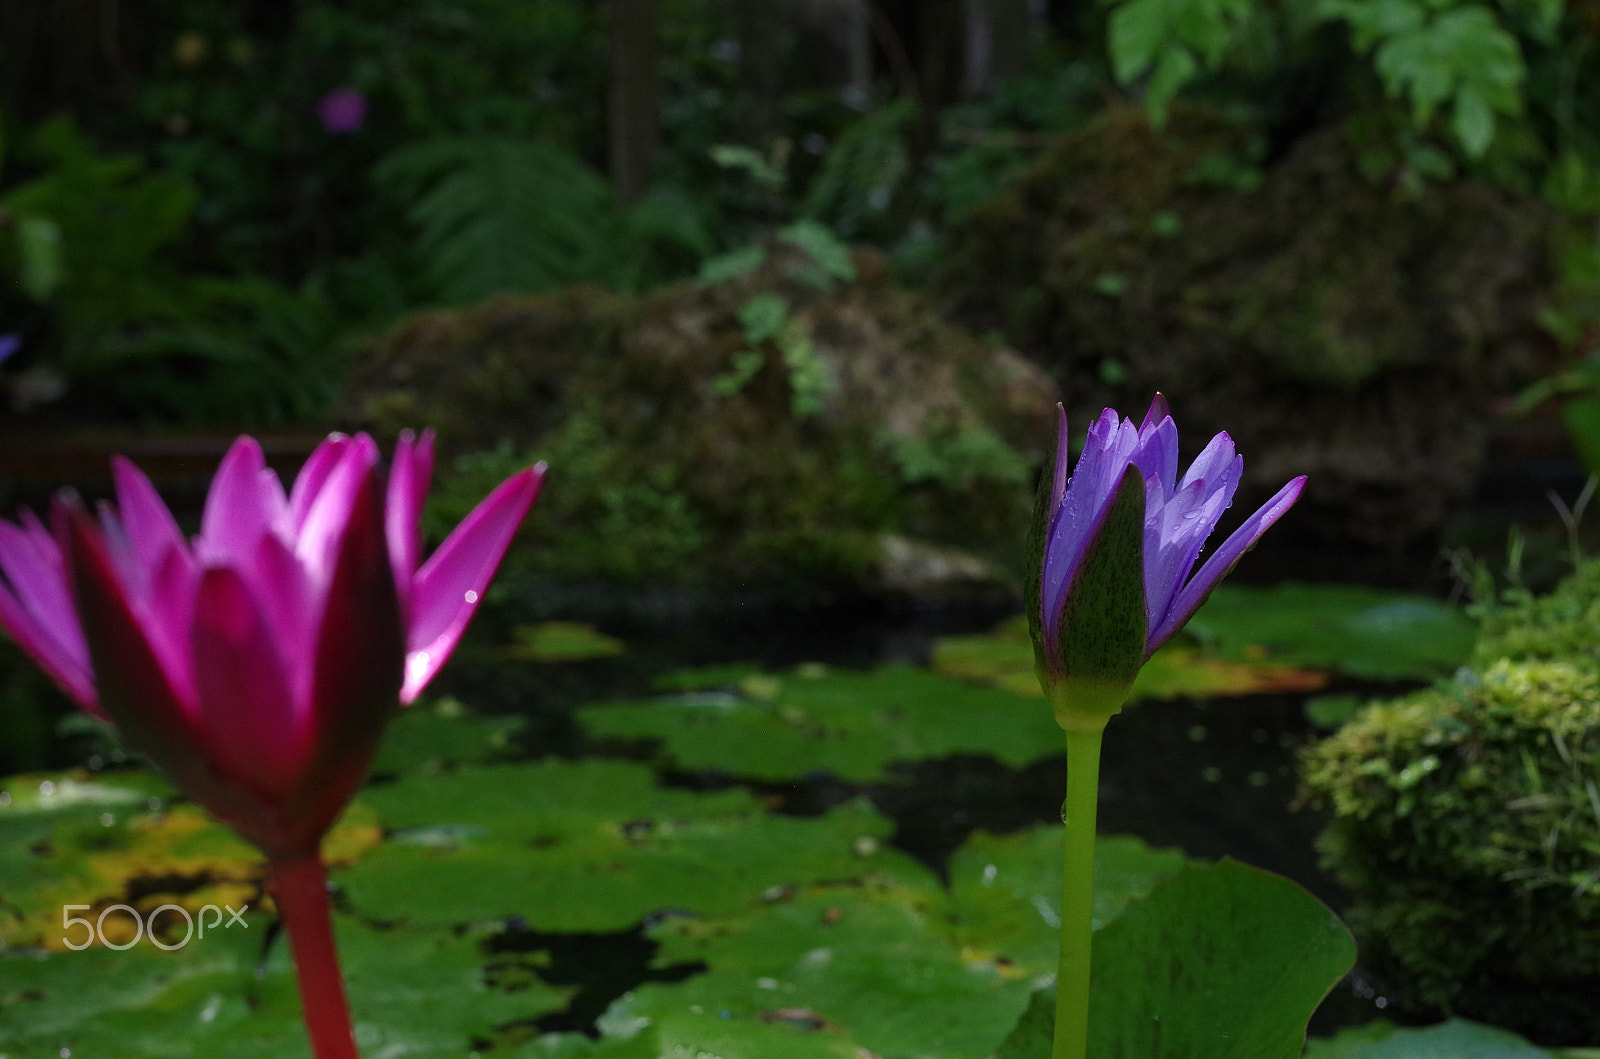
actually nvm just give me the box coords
[607,0,660,203]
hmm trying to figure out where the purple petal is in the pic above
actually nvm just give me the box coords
[244,532,316,708]
[191,566,303,799]
[1178,431,1237,493]
[1139,393,1171,432]
[404,464,544,702]
[1149,475,1307,649]
[1142,477,1225,630]
[1132,414,1178,497]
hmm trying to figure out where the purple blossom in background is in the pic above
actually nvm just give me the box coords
[317,88,367,134]
[0,335,19,366]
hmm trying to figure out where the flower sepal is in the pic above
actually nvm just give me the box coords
[1030,462,1148,728]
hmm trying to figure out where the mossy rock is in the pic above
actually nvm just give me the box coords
[340,242,1056,604]
[1301,572,1600,1042]
[940,104,1558,546]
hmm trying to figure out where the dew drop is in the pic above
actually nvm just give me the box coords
[38,780,56,796]
[0,791,11,807]
[464,590,479,604]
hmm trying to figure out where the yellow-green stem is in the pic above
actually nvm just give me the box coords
[1054,723,1106,1059]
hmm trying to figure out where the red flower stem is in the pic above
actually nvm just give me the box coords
[269,856,359,1059]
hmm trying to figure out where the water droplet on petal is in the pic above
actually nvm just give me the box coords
[464,590,479,604]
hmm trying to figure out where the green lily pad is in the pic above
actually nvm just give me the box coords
[502,621,625,662]
[932,616,1326,702]
[579,664,1063,784]
[1090,859,1356,1058]
[339,759,927,931]
[0,916,567,1057]
[614,878,1029,1059]
[1305,1018,1565,1058]
[0,768,379,951]
[1187,583,1476,681]
[996,860,1354,1059]
[371,696,524,775]
[944,828,1189,975]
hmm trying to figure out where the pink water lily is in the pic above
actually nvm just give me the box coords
[1027,394,1304,725]
[0,429,542,1059]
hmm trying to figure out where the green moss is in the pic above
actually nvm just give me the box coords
[1301,563,1600,1040]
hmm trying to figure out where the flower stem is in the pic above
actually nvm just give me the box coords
[1054,723,1106,1059]
[269,856,359,1059]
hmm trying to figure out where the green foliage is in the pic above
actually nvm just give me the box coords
[1306,1018,1566,1058]
[374,137,636,303]
[878,420,1032,490]
[0,117,341,422]
[1100,0,1534,159]
[1301,562,1600,1037]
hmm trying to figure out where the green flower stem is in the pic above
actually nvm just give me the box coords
[270,855,359,1059]
[1054,722,1107,1059]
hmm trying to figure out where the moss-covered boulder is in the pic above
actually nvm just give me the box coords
[1300,562,1600,1042]
[940,104,1558,546]
[341,238,1056,605]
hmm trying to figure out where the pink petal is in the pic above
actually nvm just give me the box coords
[404,464,544,702]
[278,462,405,859]
[191,566,303,799]
[112,456,189,575]
[0,516,98,712]
[385,429,435,614]
[294,434,380,588]
[288,434,351,532]
[198,437,286,567]
[57,498,212,780]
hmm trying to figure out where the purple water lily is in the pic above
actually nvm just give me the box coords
[1028,394,1304,722]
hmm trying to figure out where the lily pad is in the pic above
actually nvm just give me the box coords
[579,664,1063,784]
[611,880,1030,1059]
[0,769,377,951]
[371,696,524,775]
[995,860,1354,1059]
[338,759,928,931]
[944,828,1189,975]
[1187,583,1476,681]
[932,616,1326,702]
[0,915,567,1057]
[1304,1018,1565,1058]
[502,621,626,662]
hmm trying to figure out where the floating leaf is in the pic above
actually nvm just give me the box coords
[932,616,1325,701]
[1089,860,1355,1058]
[0,916,566,1056]
[1187,584,1476,680]
[371,697,523,775]
[0,769,379,950]
[1305,1018,1563,1058]
[612,879,1028,1059]
[338,759,927,931]
[501,621,625,662]
[944,829,1190,975]
[579,665,1062,783]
